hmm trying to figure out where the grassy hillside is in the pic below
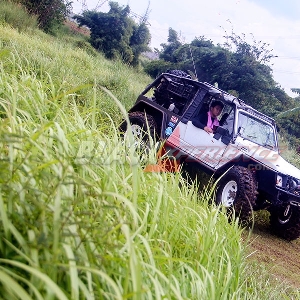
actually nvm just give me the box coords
[0,20,299,299]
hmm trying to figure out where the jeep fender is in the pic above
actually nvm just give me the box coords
[128,100,169,139]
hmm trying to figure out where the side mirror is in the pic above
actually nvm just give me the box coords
[221,136,231,145]
[213,127,231,145]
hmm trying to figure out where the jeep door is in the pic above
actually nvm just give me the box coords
[167,109,235,168]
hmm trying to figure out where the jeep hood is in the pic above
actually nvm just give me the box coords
[235,138,300,179]
[248,147,300,179]
[266,154,300,179]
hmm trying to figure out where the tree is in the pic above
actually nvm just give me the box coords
[21,0,72,33]
[143,59,174,78]
[144,28,300,147]
[291,88,300,95]
[159,28,182,63]
[222,31,275,64]
[130,22,151,66]
[75,2,150,66]
[145,29,290,113]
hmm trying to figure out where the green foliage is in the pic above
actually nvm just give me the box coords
[0,20,298,299]
[143,59,174,77]
[150,28,281,112]
[0,0,38,31]
[145,28,300,146]
[0,24,151,128]
[130,22,151,66]
[159,28,183,63]
[75,1,150,66]
[19,0,72,33]
[277,111,300,147]
[222,31,275,64]
[291,88,300,95]
[148,28,278,108]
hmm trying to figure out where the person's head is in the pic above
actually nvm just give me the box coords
[210,100,224,118]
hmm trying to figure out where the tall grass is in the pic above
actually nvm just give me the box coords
[0,24,150,130]
[0,23,298,299]
[0,0,38,31]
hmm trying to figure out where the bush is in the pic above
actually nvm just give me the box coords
[19,0,72,34]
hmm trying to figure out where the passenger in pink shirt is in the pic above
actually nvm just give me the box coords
[191,100,224,133]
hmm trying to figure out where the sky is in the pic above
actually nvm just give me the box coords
[72,0,300,97]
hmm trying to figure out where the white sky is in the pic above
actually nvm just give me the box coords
[72,0,300,97]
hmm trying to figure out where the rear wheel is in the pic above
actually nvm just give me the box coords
[216,166,257,226]
[119,111,157,150]
[269,204,300,241]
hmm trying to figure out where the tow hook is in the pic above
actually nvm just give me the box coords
[284,204,290,216]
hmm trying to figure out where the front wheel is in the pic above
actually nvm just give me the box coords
[269,204,300,241]
[216,166,257,226]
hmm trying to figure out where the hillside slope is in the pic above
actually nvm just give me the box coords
[0,22,300,299]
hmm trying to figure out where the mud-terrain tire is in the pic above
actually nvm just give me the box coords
[119,111,157,150]
[216,166,257,226]
[269,205,300,241]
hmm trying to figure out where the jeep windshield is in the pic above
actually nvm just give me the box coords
[237,111,277,150]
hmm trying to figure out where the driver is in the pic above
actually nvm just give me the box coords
[191,100,224,133]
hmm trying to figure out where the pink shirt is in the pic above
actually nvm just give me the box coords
[207,111,219,129]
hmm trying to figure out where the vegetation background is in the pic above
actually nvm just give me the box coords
[0,0,300,299]
[73,1,300,147]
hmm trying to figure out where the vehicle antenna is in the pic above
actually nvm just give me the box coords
[189,44,198,80]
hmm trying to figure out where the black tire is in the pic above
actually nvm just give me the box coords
[269,204,300,241]
[166,69,192,79]
[119,111,157,150]
[216,166,257,226]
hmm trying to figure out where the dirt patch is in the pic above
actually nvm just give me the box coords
[64,20,90,36]
[245,214,300,288]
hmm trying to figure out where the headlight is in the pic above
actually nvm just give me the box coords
[276,174,283,187]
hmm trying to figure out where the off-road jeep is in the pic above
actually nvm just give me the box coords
[120,70,300,241]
